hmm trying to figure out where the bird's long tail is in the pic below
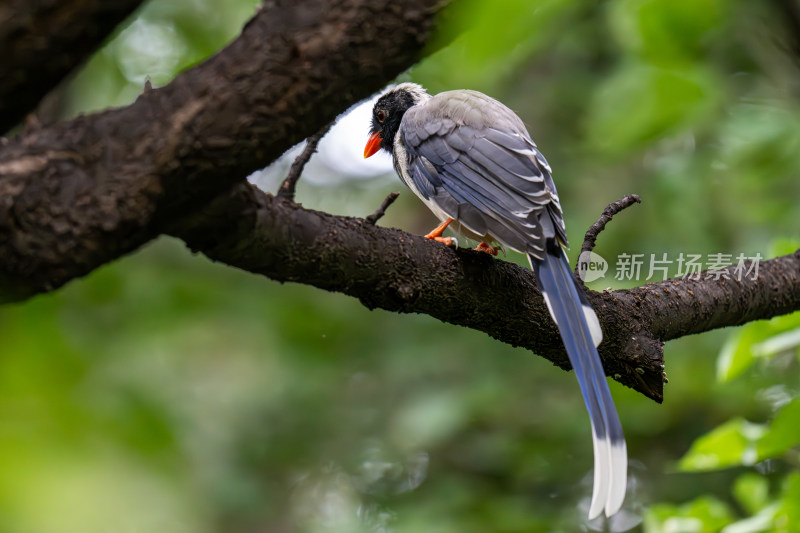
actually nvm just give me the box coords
[531,248,627,519]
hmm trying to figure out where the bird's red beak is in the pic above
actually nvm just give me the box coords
[364,131,382,158]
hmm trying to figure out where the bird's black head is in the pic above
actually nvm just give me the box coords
[364,83,429,158]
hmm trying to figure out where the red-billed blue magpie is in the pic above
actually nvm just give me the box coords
[364,83,627,518]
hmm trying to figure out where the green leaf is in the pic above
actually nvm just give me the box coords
[756,397,800,461]
[732,473,770,515]
[679,419,764,472]
[645,496,735,533]
[776,473,800,533]
[751,328,800,360]
[680,398,800,472]
[717,311,800,382]
[717,329,757,383]
[770,238,800,258]
[720,504,779,533]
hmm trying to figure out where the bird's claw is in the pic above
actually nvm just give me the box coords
[429,236,458,248]
[473,242,498,255]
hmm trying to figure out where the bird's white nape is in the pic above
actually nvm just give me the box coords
[388,82,431,105]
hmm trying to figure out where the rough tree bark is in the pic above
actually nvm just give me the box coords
[0,0,444,299]
[0,0,798,403]
[0,0,146,133]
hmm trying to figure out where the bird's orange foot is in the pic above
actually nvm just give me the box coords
[473,242,498,255]
[424,218,457,247]
[428,235,458,247]
[425,218,453,239]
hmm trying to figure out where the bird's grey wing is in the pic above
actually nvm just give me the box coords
[400,99,567,257]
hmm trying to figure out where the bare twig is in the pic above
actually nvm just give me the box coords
[578,193,641,257]
[575,193,641,276]
[278,122,333,201]
[365,192,400,225]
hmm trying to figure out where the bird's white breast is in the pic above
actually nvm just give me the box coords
[392,131,500,246]
[392,132,452,224]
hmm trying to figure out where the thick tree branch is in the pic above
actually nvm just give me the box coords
[0,0,145,133]
[170,183,800,403]
[0,0,447,301]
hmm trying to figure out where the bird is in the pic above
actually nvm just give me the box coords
[364,83,627,518]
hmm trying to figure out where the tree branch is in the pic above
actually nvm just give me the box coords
[278,123,333,201]
[0,0,447,301]
[170,182,800,403]
[365,192,401,225]
[575,193,641,277]
[580,194,642,256]
[0,0,145,133]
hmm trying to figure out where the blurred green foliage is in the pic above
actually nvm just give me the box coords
[2,0,800,532]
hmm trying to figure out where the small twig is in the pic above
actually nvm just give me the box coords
[365,192,400,225]
[575,194,641,273]
[277,122,333,200]
[581,194,642,254]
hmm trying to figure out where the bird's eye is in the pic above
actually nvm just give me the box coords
[376,110,386,123]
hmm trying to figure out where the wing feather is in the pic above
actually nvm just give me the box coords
[398,95,565,256]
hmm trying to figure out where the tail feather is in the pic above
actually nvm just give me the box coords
[531,250,627,519]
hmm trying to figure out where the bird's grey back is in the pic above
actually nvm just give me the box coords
[396,89,568,256]
[407,90,530,137]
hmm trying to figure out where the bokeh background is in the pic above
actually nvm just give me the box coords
[2,0,800,531]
